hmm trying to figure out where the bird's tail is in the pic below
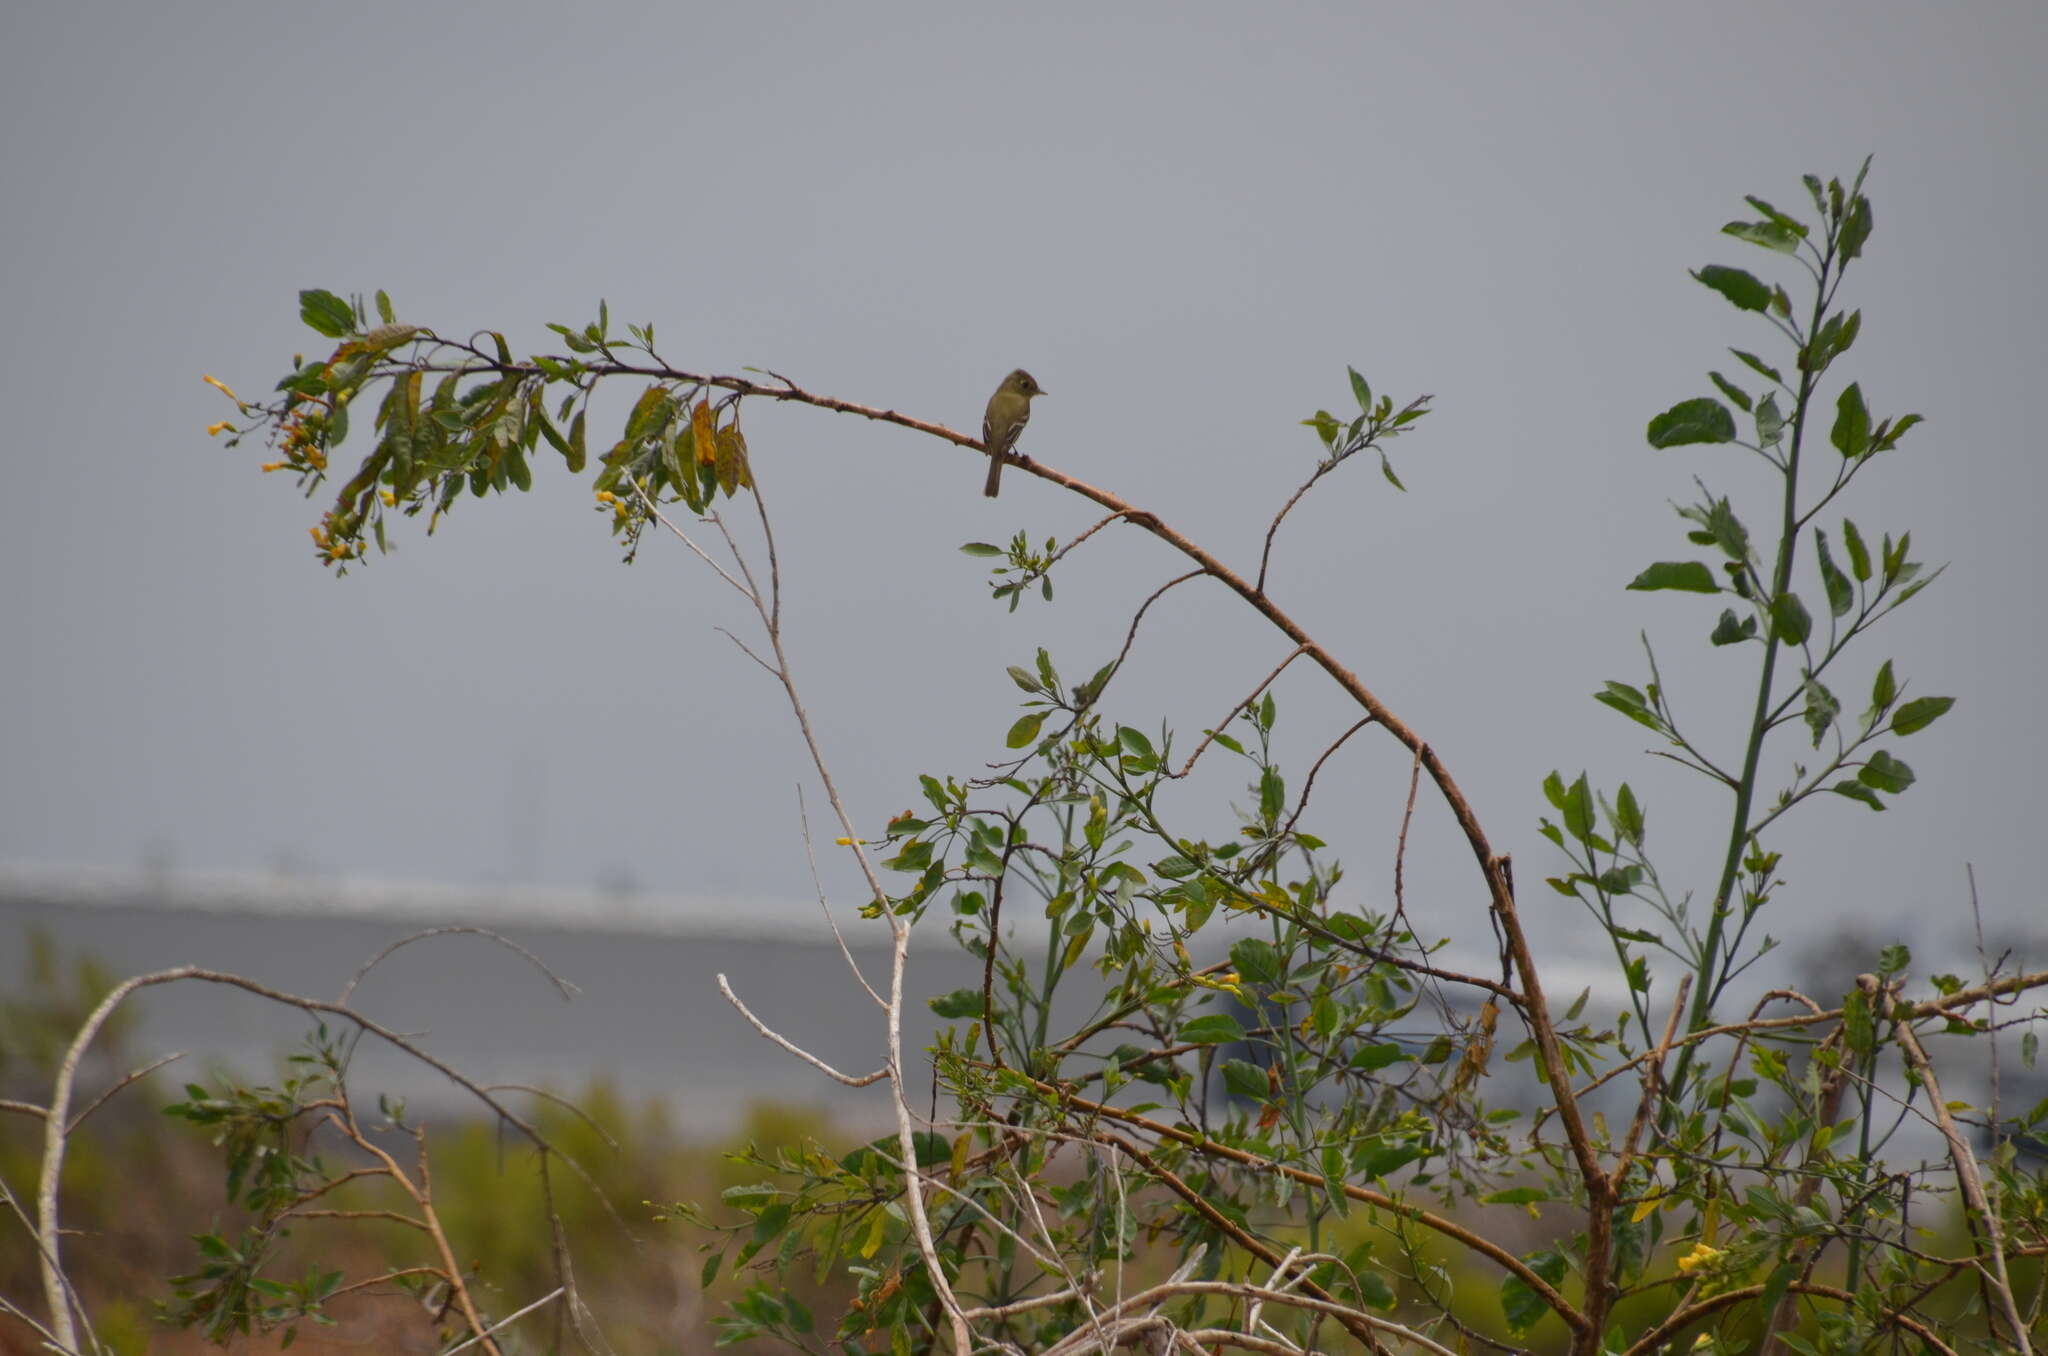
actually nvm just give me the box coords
[983,452,1002,498]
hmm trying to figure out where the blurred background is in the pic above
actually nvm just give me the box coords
[2,0,2043,1274]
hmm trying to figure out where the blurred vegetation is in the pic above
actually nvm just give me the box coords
[0,928,868,1353]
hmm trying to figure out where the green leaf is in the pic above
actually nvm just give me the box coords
[1351,1043,1408,1071]
[1072,660,1116,709]
[1005,712,1048,749]
[1179,1013,1246,1045]
[624,383,670,443]
[1118,726,1156,760]
[1830,383,1871,457]
[1876,411,1924,451]
[1258,767,1285,823]
[374,289,396,325]
[1730,349,1784,385]
[1843,986,1875,1057]
[1829,780,1886,811]
[1802,173,1828,217]
[1858,750,1915,794]
[929,989,984,1019]
[1770,591,1812,644]
[1483,1187,1550,1206]
[1889,696,1954,736]
[1814,531,1853,618]
[1839,193,1873,259]
[1721,220,1802,254]
[1231,938,1283,986]
[1829,309,1861,361]
[298,289,357,339]
[1868,659,1897,722]
[1561,774,1595,844]
[1755,391,1785,447]
[1842,519,1871,582]
[1007,665,1042,694]
[1744,196,1809,237]
[1699,495,1751,560]
[1706,371,1752,413]
[1500,1249,1570,1333]
[959,542,1003,557]
[1035,647,1058,690]
[1627,561,1719,593]
[1221,1058,1271,1100]
[1646,398,1737,448]
[1593,682,1661,732]
[1357,1140,1426,1177]
[1801,676,1838,748]
[1614,783,1644,845]
[1710,608,1757,646]
[1882,530,1912,585]
[1348,366,1372,411]
[1692,264,1772,312]
[1379,451,1406,491]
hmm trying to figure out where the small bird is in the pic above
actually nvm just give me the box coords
[982,369,1045,498]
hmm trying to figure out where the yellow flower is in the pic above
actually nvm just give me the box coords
[206,421,234,437]
[379,490,396,506]
[1676,1242,1724,1274]
[202,374,240,402]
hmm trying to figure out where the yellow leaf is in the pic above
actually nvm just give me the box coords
[950,1131,972,1181]
[715,428,750,495]
[692,399,717,466]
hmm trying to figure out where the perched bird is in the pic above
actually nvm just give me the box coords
[982,369,1045,498]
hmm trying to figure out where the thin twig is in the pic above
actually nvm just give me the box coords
[797,784,884,1009]
[716,975,888,1086]
[65,1052,185,1136]
[1038,1280,1454,1356]
[1255,463,1335,595]
[482,1085,623,1151]
[438,1285,567,1356]
[1615,975,1692,1181]
[1171,645,1309,779]
[341,926,579,1006]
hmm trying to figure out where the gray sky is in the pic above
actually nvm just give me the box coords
[3,2,2043,978]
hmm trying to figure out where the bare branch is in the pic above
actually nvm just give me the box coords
[438,1286,567,1356]
[1889,985,2033,1354]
